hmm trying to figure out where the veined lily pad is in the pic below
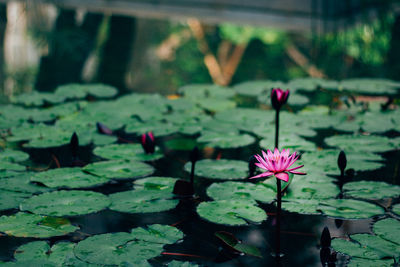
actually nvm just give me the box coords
[283,179,340,200]
[197,131,255,149]
[0,212,78,238]
[332,219,400,265]
[325,134,395,153]
[109,189,178,214]
[184,159,248,180]
[133,176,178,191]
[93,144,163,161]
[0,190,31,211]
[74,224,183,265]
[0,173,50,194]
[31,168,109,189]
[300,150,384,173]
[83,160,154,180]
[281,199,321,215]
[206,181,275,203]
[20,190,110,216]
[197,200,267,226]
[343,181,400,200]
[318,199,384,219]
[0,149,29,162]
[13,241,79,265]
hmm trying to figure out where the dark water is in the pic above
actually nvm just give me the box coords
[0,132,398,267]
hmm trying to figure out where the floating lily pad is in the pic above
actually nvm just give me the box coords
[300,150,384,173]
[83,160,154,180]
[197,200,267,226]
[184,159,248,180]
[281,199,321,215]
[55,83,117,99]
[13,241,79,265]
[343,181,400,200]
[283,179,340,200]
[318,199,384,219]
[179,84,235,99]
[133,176,178,191]
[167,261,199,267]
[234,80,285,97]
[109,189,178,214]
[374,218,400,246]
[93,144,163,161]
[260,134,316,152]
[0,212,78,238]
[11,91,66,106]
[0,190,31,211]
[164,137,199,151]
[252,123,316,139]
[31,168,109,189]
[195,98,237,112]
[325,134,395,153]
[392,204,400,216]
[197,131,255,149]
[125,120,178,137]
[20,190,110,216]
[0,173,50,194]
[206,181,275,203]
[0,161,26,172]
[346,258,394,267]
[0,149,29,162]
[339,78,400,95]
[74,224,183,265]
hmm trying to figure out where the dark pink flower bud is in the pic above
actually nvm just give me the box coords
[141,132,155,154]
[96,122,113,135]
[271,88,289,110]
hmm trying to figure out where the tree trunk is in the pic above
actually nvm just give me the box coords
[0,3,7,94]
[96,15,136,92]
[35,10,103,92]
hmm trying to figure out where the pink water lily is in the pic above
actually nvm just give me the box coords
[250,148,305,182]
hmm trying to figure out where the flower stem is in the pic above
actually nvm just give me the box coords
[275,109,281,262]
[190,161,195,185]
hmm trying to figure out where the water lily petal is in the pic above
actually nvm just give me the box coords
[275,172,289,182]
[249,172,274,179]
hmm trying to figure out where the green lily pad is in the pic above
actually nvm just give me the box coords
[234,80,285,97]
[124,120,178,137]
[195,98,237,113]
[347,258,394,267]
[283,180,340,200]
[55,84,117,99]
[164,137,199,151]
[206,181,275,203]
[167,261,199,267]
[74,224,183,265]
[20,190,110,216]
[260,134,316,152]
[109,189,178,214]
[332,218,400,265]
[0,190,31,211]
[252,123,316,139]
[133,176,178,191]
[197,200,267,226]
[325,134,395,153]
[300,150,384,174]
[184,159,248,180]
[83,160,154,180]
[214,231,262,257]
[281,199,321,215]
[197,131,255,149]
[339,78,400,95]
[13,241,79,265]
[0,149,29,162]
[0,161,26,172]
[0,173,50,194]
[31,168,109,189]
[0,212,78,238]
[392,203,400,216]
[318,199,384,219]
[11,91,66,106]
[93,144,163,161]
[179,84,235,99]
[343,181,400,200]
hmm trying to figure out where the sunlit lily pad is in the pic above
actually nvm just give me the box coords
[124,120,179,137]
[283,180,340,200]
[281,199,321,215]
[11,91,66,106]
[392,203,400,216]
[74,224,183,265]
[343,181,400,200]
[179,84,235,99]
[197,131,255,149]
[197,200,267,226]
[234,80,285,96]
[195,98,237,112]
[0,212,78,238]
[83,160,154,180]
[93,144,163,161]
[133,176,178,190]
[31,168,109,189]
[206,181,275,203]
[325,134,395,153]
[318,199,384,219]
[0,149,29,162]
[20,190,110,216]
[184,159,248,180]
[260,134,316,152]
[339,78,400,95]
[0,161,26,172]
